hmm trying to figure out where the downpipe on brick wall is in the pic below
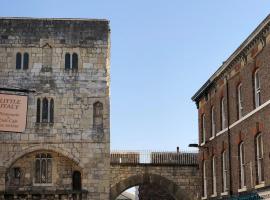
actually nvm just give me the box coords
[225,76,233,197]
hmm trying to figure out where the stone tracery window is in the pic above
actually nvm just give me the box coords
[93,102,103,133]
[36,97,54,123]
[35,153,52,184]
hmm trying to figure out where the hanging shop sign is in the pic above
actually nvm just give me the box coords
[0,93,28,132]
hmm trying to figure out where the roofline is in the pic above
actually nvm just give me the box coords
[192,14,270,102]
[0,17,109,22]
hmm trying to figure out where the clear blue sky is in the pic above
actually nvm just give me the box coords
[2,1,270,150]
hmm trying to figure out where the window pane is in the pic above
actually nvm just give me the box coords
[35,159,41,183]
[47,159,52,183]
[42,98,48,122]
[65,53,71,70]
[36,99,41,123]
[50,99,54,123]
[41,159,46,183]
[72,53,78,70]
[23,53,29,69]
[16,53,22,69]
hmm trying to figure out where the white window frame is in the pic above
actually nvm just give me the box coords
[238,84,244,119]
[256,134,264,184]
[212,156,217,195]
[222,151,228,192]
[203,161,207,198]
[202,114,206,144]
[221,98,226,130]
[254,70,261,108]
[239,142,245,189]
[211,107,216,138]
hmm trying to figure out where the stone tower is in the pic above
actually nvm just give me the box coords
[0,18,110,200]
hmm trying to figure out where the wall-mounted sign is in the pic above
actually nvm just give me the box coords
[0,93,28,132]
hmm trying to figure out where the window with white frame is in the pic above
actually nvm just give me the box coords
[237,84,244,119]
[254,70,261,108]
[203,160,207,198]
[211,107,216,137]
[255,134,264,184]
[201,114,206,144]
[239,142,245,189]
[212,156,217,195]
[221,98,226,130]
[222,150,228,192]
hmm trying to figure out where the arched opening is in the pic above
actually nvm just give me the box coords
[110,174,191,200]
[5,149,82,193]
[72,171,82,191]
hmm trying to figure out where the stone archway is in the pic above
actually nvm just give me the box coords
[4,144,82,169]
[110,173,192,200]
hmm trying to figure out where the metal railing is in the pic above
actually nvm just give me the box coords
[110,150,198,165]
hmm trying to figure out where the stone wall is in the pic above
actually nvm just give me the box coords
[0,18,110,200]
[110,164,200,200]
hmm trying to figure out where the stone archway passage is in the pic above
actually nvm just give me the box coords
[110,173,192,200]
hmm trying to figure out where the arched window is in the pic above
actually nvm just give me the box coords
[72,171,82,191]
[65,53,71,70]
[37,97,54,124]
[16,52,22,69]
[237,84,244,119]
[42,98,49,123]
[212,156,217,195]
[36,98,41,123]
[211,107,215,138]
[239,142,245,189]
[222,150,228,193]
[35,153,52,184]
[50,99,54,123]
[220,98,226,130]
[93,102,103,133]
[254,70,261,108]
[202,160,207,198]
[201,114,206,144]
[72,53,78,70]
[255,133,264,184]
[23,53,29,69]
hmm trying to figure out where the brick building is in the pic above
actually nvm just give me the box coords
[0,18,110,200]
[192,14,270,199]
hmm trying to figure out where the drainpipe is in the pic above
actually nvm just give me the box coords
[225,76,233,196]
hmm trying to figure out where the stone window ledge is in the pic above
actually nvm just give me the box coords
[255,182,265,189]
[211,193,217,197]
[238,187,247,193]
[221,191,228,196]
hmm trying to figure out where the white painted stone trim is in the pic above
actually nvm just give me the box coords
[221,192,228,196]
[255,182,265,189]
[238,187,247,193]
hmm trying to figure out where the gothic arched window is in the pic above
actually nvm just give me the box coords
[72,53,78,70]
[23,53,29,69]
[72,171,82,191]
[16,53,22,69]
[50,99,54,123]
[37,97,54,124]
[42,98,49,123]
[36,98,41,123]
[35,153,52,184]
[65,53,71,70]
[93,102,103,133]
